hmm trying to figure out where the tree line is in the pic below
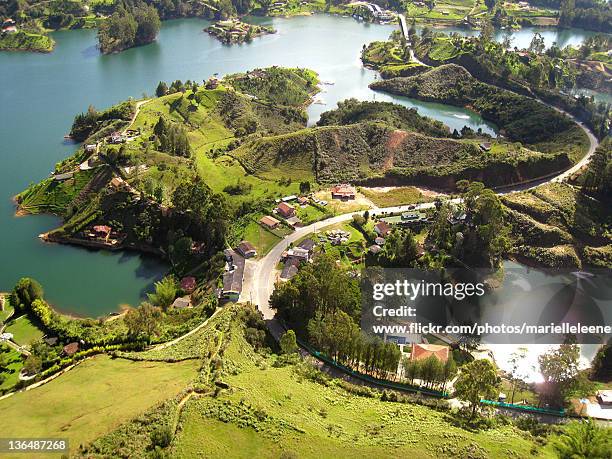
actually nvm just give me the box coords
[307,310,402,380]
[560,0,611,33]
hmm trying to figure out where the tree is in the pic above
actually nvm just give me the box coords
[528,32,545,55]
[169,236,193,267]
[150,425,173,448]
[147,276,178,310]
[97,4,159,54]
[590,339,611,381]
[380,229,419,266]
[97,7,137,54]
[484,0,498,10]
[133,4,160,45]
[23,354,42,375]
[280,330,298,355]
[11,278,44,312]
[172,179,229,253]
[125,302,162,341]
[508,347,528,404]
[442,354,457,392]
[299,181,311,194]
[479,19,494,44]
[0,344,12,384]
[154,116,191,157]
[553,420,611,459]
[156,81,168,97]
[271,254,361,333]
[420,355,443,388]
[454,359,499,420]
[352,213,366,227]
[403,357,420,384]
[454,181,510,267]
[538,343,581,407]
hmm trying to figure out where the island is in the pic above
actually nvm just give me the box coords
[4,0,611,53]
[205,19,276,44]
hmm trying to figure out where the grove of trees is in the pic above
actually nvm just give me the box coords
[97,3,160,54]
[153,116,191,157]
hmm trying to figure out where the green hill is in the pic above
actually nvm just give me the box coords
[370,64,589,163]
[79,304,556,458]
[224,67,320,107]
[503,182,612,268]
[232,121,571,188]
[317,99,449,137]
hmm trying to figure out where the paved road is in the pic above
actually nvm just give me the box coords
[249,92,599,325]
[249,202,439,320]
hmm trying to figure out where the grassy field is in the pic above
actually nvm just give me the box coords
[0,355,199,457]
[0,346,25,393]
[360,186,435,207]
[171,310,555,458]
[313,191,370,214]
[296,203,329,224]
[194,153,301,203]
[5,316,45,346]
[242,221,282,256]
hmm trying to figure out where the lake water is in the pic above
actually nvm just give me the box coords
[0,15,603,316]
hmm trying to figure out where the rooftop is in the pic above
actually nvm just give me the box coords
[238,240,257,253]
[260,215,281,227]
[223,250,245,295]
[410,343,449,362]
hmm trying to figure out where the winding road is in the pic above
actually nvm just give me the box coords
[246,20,600,336]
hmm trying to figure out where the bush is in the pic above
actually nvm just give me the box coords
[150,425,173,448]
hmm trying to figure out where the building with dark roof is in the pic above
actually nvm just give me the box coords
[221,249,245,302]
[237,240,257,258]
[280,258,300,280]
[298,238,315,252]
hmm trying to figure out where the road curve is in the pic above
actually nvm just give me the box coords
[249,202,438,321]
[250,116,599,324]
[251,17,600,324]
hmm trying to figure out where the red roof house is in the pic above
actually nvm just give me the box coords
[374,221,392,237]
[63,342,80,356]
[180,276,197,293]
[331,184,356,200]
[410,343,449,362]
[93,225,112,238]
[260,216,280,229]
[276,202,296,218]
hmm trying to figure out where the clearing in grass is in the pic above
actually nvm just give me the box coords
[0,355,200,456]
